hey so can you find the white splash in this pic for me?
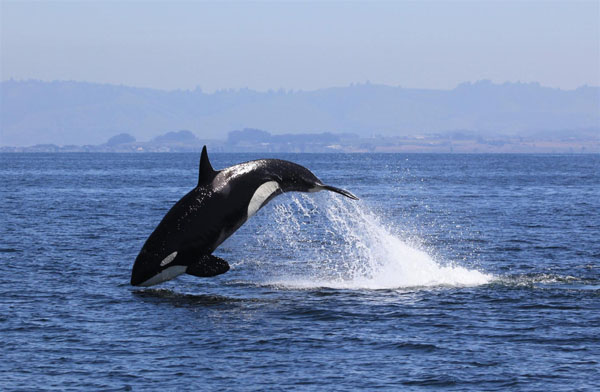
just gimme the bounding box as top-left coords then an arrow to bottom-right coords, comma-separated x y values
250,194 -> 492,290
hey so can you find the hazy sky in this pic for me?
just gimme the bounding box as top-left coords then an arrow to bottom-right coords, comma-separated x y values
1,1 -> 599,92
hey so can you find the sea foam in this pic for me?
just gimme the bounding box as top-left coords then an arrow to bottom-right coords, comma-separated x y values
251,193 -> 492,290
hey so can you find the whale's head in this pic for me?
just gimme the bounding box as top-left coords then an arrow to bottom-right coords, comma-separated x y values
269,160 -> 359,200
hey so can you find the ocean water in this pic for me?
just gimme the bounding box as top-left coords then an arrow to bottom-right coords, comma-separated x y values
1,153 -> 599,391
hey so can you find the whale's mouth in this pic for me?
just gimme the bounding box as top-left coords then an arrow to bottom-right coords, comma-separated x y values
319,184 -> 359,200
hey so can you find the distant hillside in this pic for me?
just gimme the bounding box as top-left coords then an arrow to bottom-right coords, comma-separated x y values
1,79 -> 598,146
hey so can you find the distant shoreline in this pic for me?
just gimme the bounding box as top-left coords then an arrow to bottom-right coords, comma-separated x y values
2,149 -> 597,155
2,127 -> 598,154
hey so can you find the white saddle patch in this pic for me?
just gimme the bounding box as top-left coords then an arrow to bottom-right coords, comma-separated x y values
160,251 -> 178,267
247,181 -> 280,218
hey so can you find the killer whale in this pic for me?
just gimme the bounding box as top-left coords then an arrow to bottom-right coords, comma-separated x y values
130,146 -> 358,286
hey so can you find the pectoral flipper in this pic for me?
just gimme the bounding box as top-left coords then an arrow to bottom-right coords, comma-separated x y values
186,254 -> 230,277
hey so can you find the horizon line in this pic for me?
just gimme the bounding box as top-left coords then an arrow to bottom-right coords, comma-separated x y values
2,77 -> 598,94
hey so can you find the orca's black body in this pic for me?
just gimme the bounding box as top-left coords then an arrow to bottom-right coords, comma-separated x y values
130,146 -> 358,286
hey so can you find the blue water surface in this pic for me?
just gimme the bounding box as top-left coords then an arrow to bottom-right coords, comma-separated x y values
1,153 -> 599,391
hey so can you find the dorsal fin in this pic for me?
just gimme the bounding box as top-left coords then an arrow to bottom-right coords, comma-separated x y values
198,145 -> 217,185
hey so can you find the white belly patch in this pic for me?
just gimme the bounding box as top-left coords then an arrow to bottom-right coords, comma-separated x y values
139,265 -> 187,287
247,181 -> 280,218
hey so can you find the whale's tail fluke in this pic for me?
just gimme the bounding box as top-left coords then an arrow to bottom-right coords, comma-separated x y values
319,184 -> 359,200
